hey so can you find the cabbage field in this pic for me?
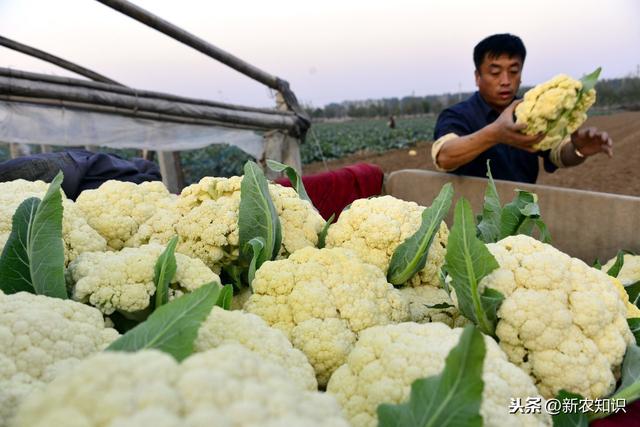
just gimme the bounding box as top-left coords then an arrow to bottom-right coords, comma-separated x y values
302,116 -> 435,163
180,115 -> 435,183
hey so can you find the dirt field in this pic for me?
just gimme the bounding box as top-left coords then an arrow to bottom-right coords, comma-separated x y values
304,111 -> 640,197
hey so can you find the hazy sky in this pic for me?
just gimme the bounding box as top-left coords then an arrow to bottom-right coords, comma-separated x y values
1,0 -> 639,108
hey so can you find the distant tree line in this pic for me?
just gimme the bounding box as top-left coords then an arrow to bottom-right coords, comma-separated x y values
307,76 -> 640,119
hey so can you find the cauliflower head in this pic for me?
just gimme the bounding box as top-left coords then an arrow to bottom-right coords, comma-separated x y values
12,345 -> 349,427
174,176 -> 325,273
0,291 -> 119,426
195,306 -> 318,391
515,74 -> 596,151
75,180 -> 177,250
66,243 -> 220,315
326,196 -> 448,289
325,196 -> 459,324
0,180 -> 107,265
481,235 -> 634,399
244,246 -> 410,386
326,322 -> 551,427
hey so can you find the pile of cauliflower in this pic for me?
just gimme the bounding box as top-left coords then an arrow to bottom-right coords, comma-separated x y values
75,176 -> 325,274
1,167 -> 638,427
12,346 -> 348,427
327,322 -> 552,427
244,246 -> 409,386
1,289 -> 340,427
0,290 -> 119,424
515,73 -> 597,150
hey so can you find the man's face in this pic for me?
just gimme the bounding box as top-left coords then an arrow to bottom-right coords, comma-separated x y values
475,53 -> 523,111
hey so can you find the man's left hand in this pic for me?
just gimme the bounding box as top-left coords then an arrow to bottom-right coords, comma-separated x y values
571,127 -> 613,158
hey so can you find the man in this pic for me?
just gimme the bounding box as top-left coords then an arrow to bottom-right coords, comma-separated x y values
432,33 -> 613,183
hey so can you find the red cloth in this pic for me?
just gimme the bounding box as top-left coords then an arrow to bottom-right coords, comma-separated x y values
591,401 -> 640,427
275,163 -> 384,221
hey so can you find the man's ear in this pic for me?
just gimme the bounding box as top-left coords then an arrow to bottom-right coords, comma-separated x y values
474,69 -> 480,87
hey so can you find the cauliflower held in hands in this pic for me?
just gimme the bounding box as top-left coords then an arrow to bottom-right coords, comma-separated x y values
326,322 -> 551,427
66,243 -> 220,315
0,180 -> 107,265
75,180 -> 177,250
481,235 -> 634,399
326,195 -> 462,325
244,247 -> 409,386
195,306 -> 318,391
174,176 -> 325,272
0,291 -> 119,426
515,73 -> 597,151
12,345 -> 349,427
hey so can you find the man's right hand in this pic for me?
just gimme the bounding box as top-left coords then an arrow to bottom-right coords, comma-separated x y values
488,100 -> 544,152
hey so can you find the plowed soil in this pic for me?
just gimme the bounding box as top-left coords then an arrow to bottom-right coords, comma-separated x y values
304,111 -> 640,197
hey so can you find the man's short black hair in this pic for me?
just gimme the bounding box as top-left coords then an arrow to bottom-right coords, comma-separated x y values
473,34 -> 526,70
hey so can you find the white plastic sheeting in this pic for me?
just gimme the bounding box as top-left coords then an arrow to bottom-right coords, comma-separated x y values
0,100 -> 265,158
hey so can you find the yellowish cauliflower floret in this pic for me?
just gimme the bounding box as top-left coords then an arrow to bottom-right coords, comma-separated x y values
0,180 -> 107,265
12,345 -> 349,427
602,254 -> 640,317
244,247 -> 409,386
325,196 -> 458,324
326,322 -> 551,427
481,235 -> 634,399
515,74 -> 596,151
66,243 -> 220,315
75,180 -> 177,250
609,277 -> 640,318
603,254 -> 640,286
61,201 -> 109,264
195,306 -> 317,390
0,291 -> 119,426
129,201 -> 182,249
174,180 -> 241,271
87,176 -> 325,274
174,176 -> 325,273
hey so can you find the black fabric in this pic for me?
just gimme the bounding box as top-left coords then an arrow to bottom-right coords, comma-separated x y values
433,92 -> 557,183
0,149 -> 162,200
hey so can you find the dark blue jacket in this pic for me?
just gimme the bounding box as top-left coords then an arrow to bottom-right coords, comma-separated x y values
0,149 -> 161,200
434,92 -> 556,183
